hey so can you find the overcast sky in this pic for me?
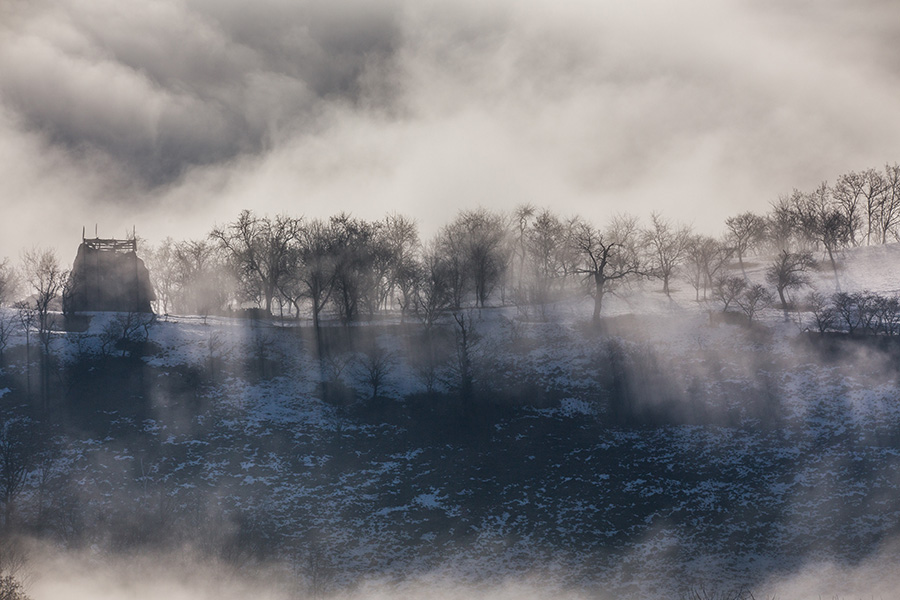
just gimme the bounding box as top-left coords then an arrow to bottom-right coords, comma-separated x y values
2,0 -> 900,260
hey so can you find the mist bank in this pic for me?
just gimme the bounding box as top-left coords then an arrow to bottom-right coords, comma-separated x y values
17,538 -> 900,600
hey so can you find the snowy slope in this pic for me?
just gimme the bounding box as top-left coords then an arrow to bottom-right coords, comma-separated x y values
5,243 -> 900,599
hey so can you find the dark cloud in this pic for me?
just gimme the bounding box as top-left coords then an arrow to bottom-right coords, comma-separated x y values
1,0 -> 900,259
0,0 -> 402,185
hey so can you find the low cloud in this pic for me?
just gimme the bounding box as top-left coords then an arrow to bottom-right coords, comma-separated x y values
2,0 -> 900,259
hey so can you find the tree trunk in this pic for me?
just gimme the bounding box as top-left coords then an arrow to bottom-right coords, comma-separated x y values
777,286 -> 789,322
264,285 -> 274,314
592,274 -> 605,323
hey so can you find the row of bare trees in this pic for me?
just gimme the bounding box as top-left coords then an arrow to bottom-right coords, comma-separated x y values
726,164 -> 900,266
138,208 -> 656,326
806,290 -> 900,336
0,163 -> 898,329
130,167 -> 892,327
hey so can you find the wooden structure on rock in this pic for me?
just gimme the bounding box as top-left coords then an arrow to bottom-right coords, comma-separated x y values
64,231 -> 155,313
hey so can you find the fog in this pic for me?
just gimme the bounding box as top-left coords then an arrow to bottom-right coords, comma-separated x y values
2,0 -> 900,258
19,533 -> 900,600
23,544 -> 594,600
5,2 -> 900,598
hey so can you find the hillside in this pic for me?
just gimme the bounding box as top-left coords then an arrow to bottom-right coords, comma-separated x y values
3,244 -> 900,599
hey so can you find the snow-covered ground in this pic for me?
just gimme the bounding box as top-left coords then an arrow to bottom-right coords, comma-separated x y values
4,244 -> 900,599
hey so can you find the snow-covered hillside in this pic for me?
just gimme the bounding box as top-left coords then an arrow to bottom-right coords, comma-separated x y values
4,244 -> 900,600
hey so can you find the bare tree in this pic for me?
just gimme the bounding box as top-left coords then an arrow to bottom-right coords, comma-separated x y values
0,260 -> 19,307
765,251 -> 815,319
683,239 -> 706,302
713,276 -> 746,312
878,163 -> 900,244
0,570 -> 30,600
415,241 -> 453,329
410,331 -> 450,395
21,248 -> 66,358
443,209 -> 510,308
433,223 -> 469,310
875,294 -> 900,336
523,209 -> 568,319
512,204 -> 536,295
855,291 -> 882,334
380,213 -> 421,316
0,535 -> 30,600
13,303 -> 35,398
146,237 -> 179,316
210,210 -> 301,314
274,242 -> 306,320
832,171 -> 867,247
295,219 -> 338,334
355,343 -> 395,400
766,196 -> 800,252
831,292 -> 860,334
0,416 -> 35,530
724,212 -> 767,276
786,188 -> 821,251
329,213 -> 379,323
364,216 -> 419,316
318,348 -> 355,404
0,313 -> 14,363
860,168 -> 887,245
683,235 -> 732,302
100,311 -> 156,358
173,240 -> 231,319
452,311 -> 479,406
803,182 -> 851,278
21,249 -> 66,406
570,215 -> 642,323
735,284 -> 772,324
643,212 -> 691,296
805,291 -> 836,333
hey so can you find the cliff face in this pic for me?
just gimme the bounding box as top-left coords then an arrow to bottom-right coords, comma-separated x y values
65,243 -> 155,313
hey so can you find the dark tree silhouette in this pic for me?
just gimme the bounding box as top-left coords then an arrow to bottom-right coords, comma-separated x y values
736,283 -> 772,323
0,259 -> 18,307
766,196 -> 800,252
146,237 -> 179,315
210,210 -> 301,314
295,219 -> 338,334
173,240 -> 230,318
725,212 -> 767,276
0,416 -> 36,530
713,276 -> 746,312
415,242 -> 453,329
379,213 -> 421,317
571,216 -> 642,323
452,311 -> 478,408
832,171 -> 867,247
355,343 -> 395,400
765,250 -> 815,320
643,212 -> 691,297
441,209 -> 509,308
329,213 -> 378,323
523,208 -> 568,319
806,291 -> 836,333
